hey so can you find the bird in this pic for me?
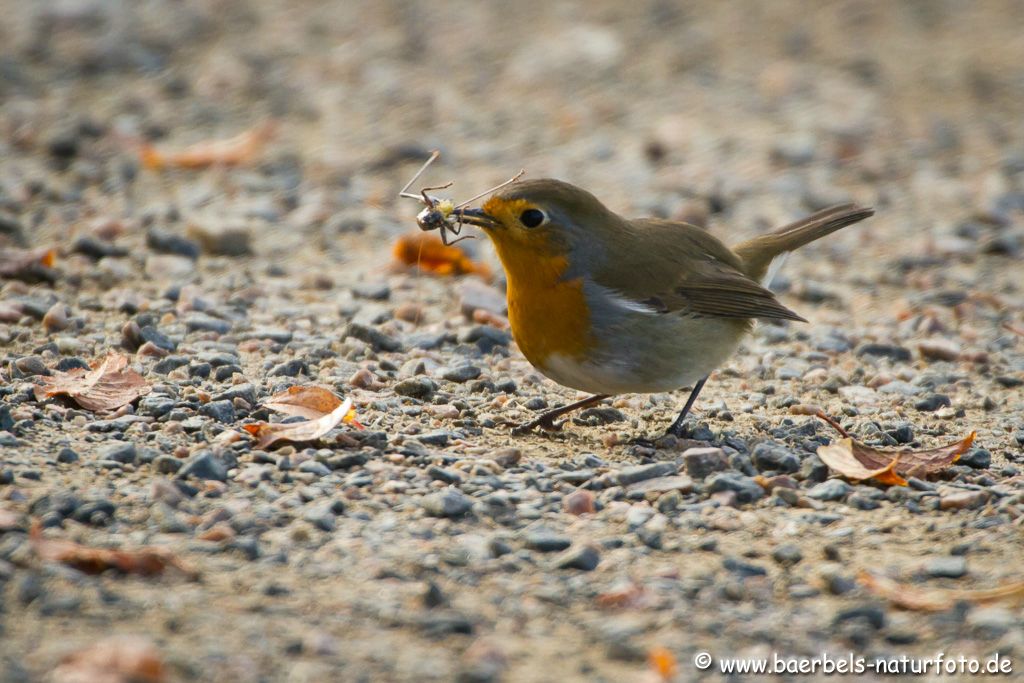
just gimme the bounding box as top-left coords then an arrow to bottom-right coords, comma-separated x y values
453,180 -> 874,436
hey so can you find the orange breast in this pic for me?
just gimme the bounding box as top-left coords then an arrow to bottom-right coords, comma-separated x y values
490,243 -> 592,368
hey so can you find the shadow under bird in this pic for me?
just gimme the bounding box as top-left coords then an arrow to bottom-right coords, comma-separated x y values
453,179 -> 874,436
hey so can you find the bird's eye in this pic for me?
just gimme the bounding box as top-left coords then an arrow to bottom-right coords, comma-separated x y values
519,208 -> 546,228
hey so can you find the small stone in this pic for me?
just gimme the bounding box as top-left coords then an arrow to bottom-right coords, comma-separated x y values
153,455 -> 183,475
914,394 -> 952,412
344,323 -> 401,352
14,356 -> 48,376
806,479 -> 852,501
722,557 -> 767,577
146,228 -> 201,259
427,466 -> 462,485
442,364 -> 482,383
422,488 -> 473,517
184,313 -> 232,335
458,280 -> 506,317
298,460 -> 331,477
97,442 -> 136,464
751,442 -> 800,473
617,462 -> 676,486
394,377 -> 436,399
562,489 -> 595,515
917,339 -> 960,361
492,448 -> 521,469
186,221 -> 252,256
56,447 -> 79,463
959,449 -> 991,469
524,531 -> 572,553
923,556 -> 968,579
138,396 -> 176,417
705,473 -> 764,503
939,490 -> 989,510
555,544 -> 600,571
682,447 -> 729,479
42,303 -> 69,332
303,503 -> 337,531
269,359 -> 308,377
772,544 -> 803,567
199,400 -> 235,423
177,450 -> 229,481
855,343 -> 912,362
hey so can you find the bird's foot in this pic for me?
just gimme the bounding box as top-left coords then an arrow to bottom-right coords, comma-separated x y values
511,413 -> 565,436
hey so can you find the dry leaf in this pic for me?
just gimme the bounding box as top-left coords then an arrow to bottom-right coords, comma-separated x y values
0,247 -> 57,283
264,385 -> 347,420
31,522 -> 198,579
393,232 -> 492,279
34,353 -> 150,411
648,647 -> 678,682
140,121 -> 275,170
244,396 -> 358,449
859,570 -> 1024,612
49,635 -> 166,683
814,411 -> 974,485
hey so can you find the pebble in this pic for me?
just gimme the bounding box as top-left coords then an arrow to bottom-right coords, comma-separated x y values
939,490 -> 989,510
184,313 -> 232,335
923,556 -> 968,579
524,531 -> 572,553
199,400 -> 236,423
562,489 -> 595,515
186,221 -> 252,256
42,303 -> 69,332
805,479 -> 852,501
177,450 -> 229,482
751,442 -> 800,473
772,544 -> 803,567
555,544 -> 600,570
855,343 -> 912,362
914,394 -> 951,412
394,377 -> 436,399
146,228 -> 201,259
422,488 -> 473,517
344,323 -> 401,352
959,448 -> 991,469
616,462 -> 676,486
442,364 -> 482,383
704,472 -> 764,503
917,339 -> 960,361
97,442 -> 136,464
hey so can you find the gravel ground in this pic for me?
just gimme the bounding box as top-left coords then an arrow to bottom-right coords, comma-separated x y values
1,1 -> 1024,681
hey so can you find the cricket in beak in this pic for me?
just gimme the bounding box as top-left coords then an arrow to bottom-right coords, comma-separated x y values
398,151 -> 523,245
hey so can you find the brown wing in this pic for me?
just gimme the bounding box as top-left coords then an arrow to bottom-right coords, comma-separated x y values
593,218 -> 806,322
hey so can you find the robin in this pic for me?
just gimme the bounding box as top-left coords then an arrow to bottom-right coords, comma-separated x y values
453,180 -> 873,436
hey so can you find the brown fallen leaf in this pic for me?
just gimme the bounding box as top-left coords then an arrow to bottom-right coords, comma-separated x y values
34,353 -> 150,411
814,411 -> 974,486
139,121 -> 275,170
49,635 -> 166,683
859,570 -> 1024,612
31,522 -> 198,579
393,232 -> 492,279
264,385 -> 349,420
244,395 -> 358,449
0,246 -> 57,283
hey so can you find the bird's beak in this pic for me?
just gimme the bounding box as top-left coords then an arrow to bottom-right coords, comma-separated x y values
453,207 -> 500,230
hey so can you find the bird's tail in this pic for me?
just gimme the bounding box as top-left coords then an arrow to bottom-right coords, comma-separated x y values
732,204 -> 875,284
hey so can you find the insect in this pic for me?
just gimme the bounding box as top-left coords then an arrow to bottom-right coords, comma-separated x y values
398,150 -> 524,245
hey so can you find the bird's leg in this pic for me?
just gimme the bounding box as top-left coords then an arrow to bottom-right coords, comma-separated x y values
512,394 -> 610,435
665,376 -> 709,437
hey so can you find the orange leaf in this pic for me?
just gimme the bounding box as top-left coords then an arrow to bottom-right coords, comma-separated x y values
648,647 -> 678,681
393,232 -> 491,279
140,121 -> 275,170
264,385 -> 346,420
50,636 -> 166,683
815,413 -> 974,485
34,353 -> 150,411
31,522 -> 197,579
859,570 -> 1024,612
245,396 -> 358,449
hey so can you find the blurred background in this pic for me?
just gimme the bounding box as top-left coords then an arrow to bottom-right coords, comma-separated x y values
2,0 -> 1023,262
